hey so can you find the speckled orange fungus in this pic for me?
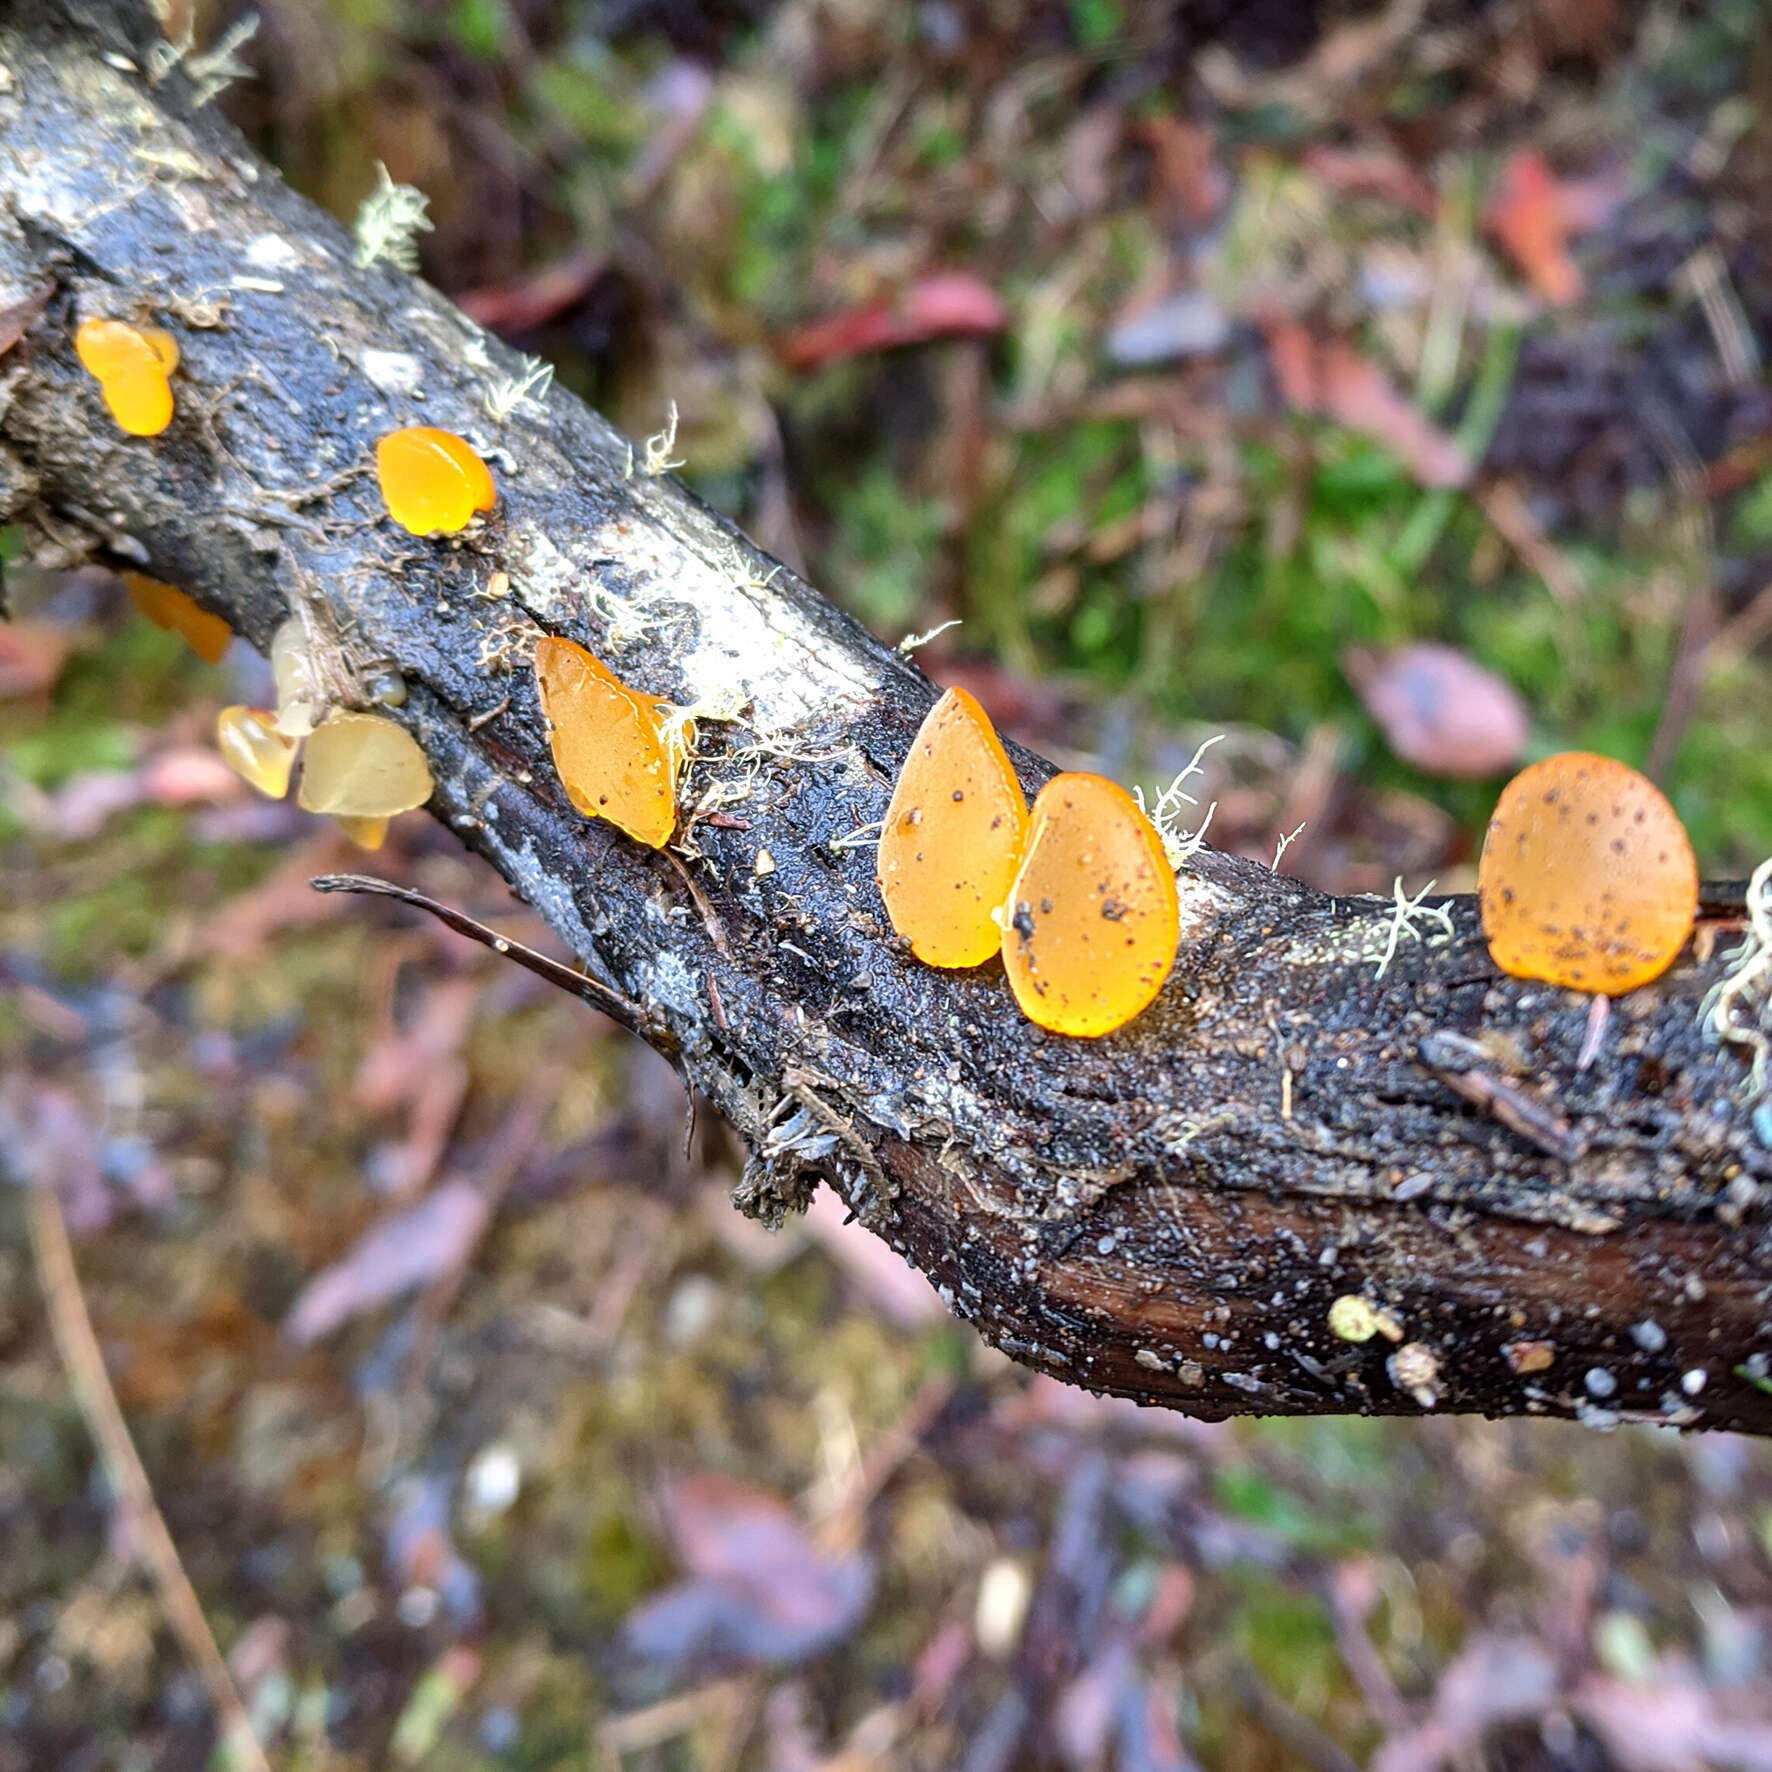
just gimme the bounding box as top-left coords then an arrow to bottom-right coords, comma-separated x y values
876,688 -> 1028,967
999,773 -> 1179,1038
216,706 -> 298,799
533,636 -> 680,848
1478,751 -> 1698,995
375,427 -> 496,535
75,319 -> 178,436
296,711 -> 434,818
122,572 -> 231,664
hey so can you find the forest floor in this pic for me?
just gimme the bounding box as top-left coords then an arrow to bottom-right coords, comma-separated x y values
5,1 -> 1772,1767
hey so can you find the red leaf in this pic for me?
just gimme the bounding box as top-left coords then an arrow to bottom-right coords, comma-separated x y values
1485,149 -> 1582,306
0,619 -> 73,699
778,272 -> 1006,371
1304,143 -> 1439,218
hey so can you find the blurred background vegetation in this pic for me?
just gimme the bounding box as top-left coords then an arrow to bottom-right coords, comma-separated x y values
5,1 -> 1772,1768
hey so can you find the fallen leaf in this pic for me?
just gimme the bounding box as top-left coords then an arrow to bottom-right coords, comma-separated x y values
623,1473 -> 875,1667
1268,329 -> 1469,488
282,1178 -> 490,1346
1573,1665 -> 1772,1772
1303,143 -> 1439,218
1370,1635 -> 1559,1772
1132,116 -> 1223,224
802,1183 -> 944,1328
0,619 -> 73,699
1485,149 -> 1582,306
1318,340 -> 1470,488
778,272 -> 1006,372
0,280 -> 54,359
1342,642 -> 1528,778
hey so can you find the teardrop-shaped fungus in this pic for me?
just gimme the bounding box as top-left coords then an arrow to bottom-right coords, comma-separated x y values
269,618 -> 325,737
999,773 -> 1179,1037
376,427 -> 497,535
75,319 -> 178,436
297,710 -> 434,818
216,706 -> 298,799
533,636 -> 680,848
1478,751 -> 1698,995
877,687 -> 1028,967
333,814 -> 389,851
122,572 -> 231,664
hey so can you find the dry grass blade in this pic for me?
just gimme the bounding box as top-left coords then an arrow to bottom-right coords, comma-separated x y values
27,1183 -> 272,1772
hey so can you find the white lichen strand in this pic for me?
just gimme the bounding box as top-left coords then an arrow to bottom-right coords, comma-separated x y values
1372,876 -> 1456,982
484,355 -> 554,423
1135,735 -> 1224,871
1705,853 -> 1772,1098
353,163 -> 433,272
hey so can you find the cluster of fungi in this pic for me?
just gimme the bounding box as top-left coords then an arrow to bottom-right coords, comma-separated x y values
76,306 -> 1707,1039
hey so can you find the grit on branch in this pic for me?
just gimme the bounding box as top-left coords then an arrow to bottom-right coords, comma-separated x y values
3,1 -> 1771,1432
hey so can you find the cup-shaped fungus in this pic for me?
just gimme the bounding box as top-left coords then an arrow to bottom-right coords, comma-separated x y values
122,571 -> 231,664
216,706 -> 298,799
333,815 -> 389,851
75,319 -> 178,436
1478,751 -> 1698,994
877,687 -> 1029,967
269,618 -> 326,737
999,773 -> 1179,1037
297,710 -> 434,820
533,636 -> 681,848
375,427 -> 497,535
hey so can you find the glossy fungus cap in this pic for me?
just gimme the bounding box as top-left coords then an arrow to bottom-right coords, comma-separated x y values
376,426 -> 497,536
533,636 -> 680,848
1477,751 -> 1698,995
296,710 -> 435,818
876,687 -> 1029,968
999,772 -> 1179,1037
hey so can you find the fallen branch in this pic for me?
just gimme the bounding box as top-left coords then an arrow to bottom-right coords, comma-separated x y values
3,2 -> 1771,1432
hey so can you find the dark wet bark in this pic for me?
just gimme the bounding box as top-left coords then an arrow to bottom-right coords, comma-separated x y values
4,2 -> 1771,1432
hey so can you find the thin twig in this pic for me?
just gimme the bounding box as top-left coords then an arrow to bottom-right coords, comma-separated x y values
28,1184 -> 272,1772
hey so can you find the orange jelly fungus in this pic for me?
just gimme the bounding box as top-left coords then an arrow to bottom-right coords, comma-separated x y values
876,687 -> 1028,967
122,571 -> 231,664
75,319 -> 178,436
334,814 -> 390,851
1000,773 -> 1179,1038
296,710 -> 435,818
375,427 -> 497,535
216,706 -> 298,799
533,636 -> 681,848
1478,751 -> 1698,995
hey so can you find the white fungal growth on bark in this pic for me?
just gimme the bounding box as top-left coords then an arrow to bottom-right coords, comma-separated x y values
1135,734 -> 1223,871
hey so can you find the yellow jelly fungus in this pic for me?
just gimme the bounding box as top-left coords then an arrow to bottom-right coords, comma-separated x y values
375,426 -> 497,535
533,635 -> 679,849
216,706 -> 299,800
999,772 -> 1180,1038
334,814 -> 389,851
122,571 -> 231,664
296,710 -> 434,818
74,319 -> 178,436
269,618 -> 324,737
876,687 -> 1029,967
1478,751 -> 1698,995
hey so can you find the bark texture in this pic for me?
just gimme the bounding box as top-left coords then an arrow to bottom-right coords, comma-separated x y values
4,2 -> 1772,1432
